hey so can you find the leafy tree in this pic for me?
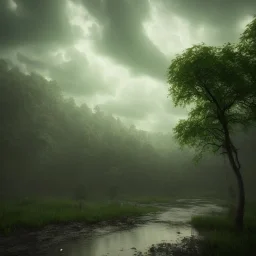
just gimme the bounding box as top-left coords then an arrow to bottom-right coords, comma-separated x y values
239,15 -> 256,60
238,15 -> 256,118
167,17 -> 256,231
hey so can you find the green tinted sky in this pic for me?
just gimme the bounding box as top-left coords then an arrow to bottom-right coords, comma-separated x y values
0,0 -> 255,131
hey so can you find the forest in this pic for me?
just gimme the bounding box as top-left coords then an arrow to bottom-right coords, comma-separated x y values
1,58 -> 256,203
0,59 -> 237,200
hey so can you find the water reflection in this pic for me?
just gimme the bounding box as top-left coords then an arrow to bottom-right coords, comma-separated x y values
46,201 -> 223,256
53,223 -> 194,256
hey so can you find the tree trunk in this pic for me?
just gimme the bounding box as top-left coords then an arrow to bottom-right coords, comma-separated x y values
206,90 -> 246,231
225,140 -> 245,231
234,169 -> 245,231
219,112 -> 245,231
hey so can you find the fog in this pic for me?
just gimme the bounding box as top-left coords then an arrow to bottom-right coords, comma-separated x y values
1,59 -> 256,201
1,1 -> 256,255
0,0 -> 256,198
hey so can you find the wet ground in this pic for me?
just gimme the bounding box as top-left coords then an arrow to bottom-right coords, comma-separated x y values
0,199 -> 224,256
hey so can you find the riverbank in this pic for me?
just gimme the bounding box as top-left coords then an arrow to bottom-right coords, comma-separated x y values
1,198 -> 227,256
189,203 -> 256,256
0,199 -> 160,235
143,202 -> 256,256
3,198 -> 255,256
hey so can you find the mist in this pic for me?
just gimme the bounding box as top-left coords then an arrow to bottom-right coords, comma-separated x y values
1,1 -> 256,255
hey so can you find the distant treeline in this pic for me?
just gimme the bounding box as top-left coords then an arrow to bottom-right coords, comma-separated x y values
0,60 -> 255,200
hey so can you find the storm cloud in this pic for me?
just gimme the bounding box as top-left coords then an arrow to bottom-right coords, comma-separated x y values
0,0 -> 255,132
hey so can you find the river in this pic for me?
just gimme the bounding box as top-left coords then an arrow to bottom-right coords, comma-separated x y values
1,199 -> 224,256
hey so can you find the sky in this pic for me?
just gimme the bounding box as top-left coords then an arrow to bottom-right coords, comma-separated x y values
0,0 -> 255,132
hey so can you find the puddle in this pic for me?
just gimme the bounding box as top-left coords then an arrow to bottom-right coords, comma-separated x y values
50,223 -> 194,256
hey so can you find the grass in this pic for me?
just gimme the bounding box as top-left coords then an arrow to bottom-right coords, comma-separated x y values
191,203 -> 256,232
189,202 -> 256,256
197,231 -> 256,256
0,198 -> 160,235
123,196 -> 175,204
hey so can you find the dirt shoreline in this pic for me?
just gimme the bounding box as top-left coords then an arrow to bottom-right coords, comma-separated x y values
0,217 -> 148,256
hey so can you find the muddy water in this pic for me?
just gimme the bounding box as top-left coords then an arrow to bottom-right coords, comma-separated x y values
43,199 -> 224,256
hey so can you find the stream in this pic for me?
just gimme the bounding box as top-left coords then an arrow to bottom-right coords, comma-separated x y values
1,199 -> 224,256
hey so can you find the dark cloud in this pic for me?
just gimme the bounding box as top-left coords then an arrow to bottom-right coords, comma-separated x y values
76,0 -> 169,81
17,48 -> 113,96
0,0 -> 77,49
17,53 -> 47,70
50,49 -> 113,96
157,0 -> 256,44
0,0 -> 255,131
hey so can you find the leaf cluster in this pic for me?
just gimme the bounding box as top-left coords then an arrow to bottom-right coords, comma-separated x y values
167,17 -> 256,161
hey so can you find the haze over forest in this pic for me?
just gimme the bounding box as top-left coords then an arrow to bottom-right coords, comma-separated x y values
1,0 -> 256,200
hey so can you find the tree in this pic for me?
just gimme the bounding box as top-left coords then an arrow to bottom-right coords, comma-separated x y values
167,28 -> 256,230
1,59 -> 184,200
239,15 -> 256,61
238,15 -> 256,118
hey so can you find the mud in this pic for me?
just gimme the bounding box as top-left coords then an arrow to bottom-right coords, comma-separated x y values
0,199 -> 224,256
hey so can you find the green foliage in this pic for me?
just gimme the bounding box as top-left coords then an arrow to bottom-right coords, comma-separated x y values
239,15 -> 256,59
196,230 -> 256,256
191,202 -> 256,231
238,15 -> 256,119
167,17 -> 256,162
190,203 -> 256,256
173,102 -> 224,162
191,215 -> 235,231
168,43 -> 249,107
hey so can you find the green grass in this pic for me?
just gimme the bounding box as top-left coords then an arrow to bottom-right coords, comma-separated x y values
191,203 -> 256,232
197,231 -> 256,256
0,198 -> 160,235
190,202 -> 256,256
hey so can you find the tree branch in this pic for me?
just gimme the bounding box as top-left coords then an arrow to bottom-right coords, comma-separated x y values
230,142 -> 241,170
203,84 -> 223,112
201,142 -> 223,153
223,96 -> 238,111
205,128 -> 224,142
